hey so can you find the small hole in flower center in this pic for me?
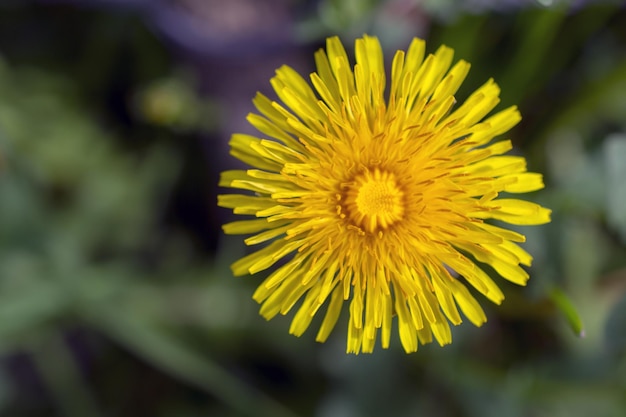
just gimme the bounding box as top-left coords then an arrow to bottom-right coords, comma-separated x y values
343,169 -> 405,233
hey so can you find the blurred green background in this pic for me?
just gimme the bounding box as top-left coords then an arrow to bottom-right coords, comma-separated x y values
0,0 -> 625,416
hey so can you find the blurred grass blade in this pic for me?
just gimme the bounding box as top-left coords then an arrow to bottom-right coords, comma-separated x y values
500,8 -> 566,105
85,305 -> 300,417
542,58 -> 626,140
549,287 -> 584,337
605,293 -> 626,356
603,134 -> 626,243
0,280 -> 68,350
30,332 -> 103,417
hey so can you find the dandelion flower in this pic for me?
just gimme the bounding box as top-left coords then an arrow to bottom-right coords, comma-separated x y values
218,35 -> 551,354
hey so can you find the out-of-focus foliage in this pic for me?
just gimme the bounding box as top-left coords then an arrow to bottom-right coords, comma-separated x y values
0,54 -> 273,416
0,1 -> 625,417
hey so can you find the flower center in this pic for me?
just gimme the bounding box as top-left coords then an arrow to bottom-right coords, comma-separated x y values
344,169 -> 405,233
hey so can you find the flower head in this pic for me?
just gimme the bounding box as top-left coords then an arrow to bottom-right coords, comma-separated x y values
218,35 -> 551,354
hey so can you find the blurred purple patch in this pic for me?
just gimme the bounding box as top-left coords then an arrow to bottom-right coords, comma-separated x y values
151,0 -> 297,59
42,0 -> 299,59
462,0 -> 622,13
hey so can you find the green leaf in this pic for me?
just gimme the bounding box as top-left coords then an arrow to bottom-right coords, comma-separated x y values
549,287 -> 585,337
0,279 -> 69,351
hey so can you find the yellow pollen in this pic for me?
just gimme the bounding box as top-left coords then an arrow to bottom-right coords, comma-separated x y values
344,169 -> 405,233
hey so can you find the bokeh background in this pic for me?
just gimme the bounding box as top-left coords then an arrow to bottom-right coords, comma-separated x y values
0,0 -> 625,416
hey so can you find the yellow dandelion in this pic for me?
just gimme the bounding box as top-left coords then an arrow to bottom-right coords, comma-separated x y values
218,35 -> 551,354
